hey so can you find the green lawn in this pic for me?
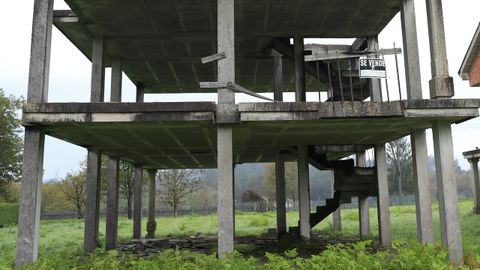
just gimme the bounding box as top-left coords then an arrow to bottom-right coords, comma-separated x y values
1,200 -> 479,269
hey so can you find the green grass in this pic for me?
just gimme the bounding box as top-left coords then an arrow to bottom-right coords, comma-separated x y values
0,200 -> 479,269
0,203 -> 18,227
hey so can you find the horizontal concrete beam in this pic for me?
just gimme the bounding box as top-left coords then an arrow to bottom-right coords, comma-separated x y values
463,149 -> 480,159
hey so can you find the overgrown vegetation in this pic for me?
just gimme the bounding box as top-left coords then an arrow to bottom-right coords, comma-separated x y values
0,201 -> 479,269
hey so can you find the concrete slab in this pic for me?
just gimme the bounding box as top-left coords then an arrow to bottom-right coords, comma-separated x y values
53,0 -> 402,94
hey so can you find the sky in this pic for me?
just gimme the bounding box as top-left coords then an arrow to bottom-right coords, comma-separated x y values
0,1 -> 479,180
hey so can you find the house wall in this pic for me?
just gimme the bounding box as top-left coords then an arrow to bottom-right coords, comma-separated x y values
469,50 -> 480,87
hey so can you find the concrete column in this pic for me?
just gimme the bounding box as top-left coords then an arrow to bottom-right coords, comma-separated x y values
110,60 -> 122,102
84,36 -> 105,254
375,145 -> 391,246
432,122 -> 463,264
105,60 -> 122,250
294,37 -> 306,102
217,127 -> 235,256
84,150 -> 102,253
275,152 -> 287,236
90,37 -> 105,103
332,208 -> 341,232
146,169 -> 157,239
367,36 -> 382,101
401,0 -> 422,100
411,130 -> 435,243
425,0 -> 454,98
272,50 -> 283,102
217,0 -> 236,258
297,146 -> 311,239
468,159 -> 480,213
133,165 -> 143,239
15,0 -> 52,266
356,152 -> 370,239
105,157 -> 119,250
136,83 -> 144,103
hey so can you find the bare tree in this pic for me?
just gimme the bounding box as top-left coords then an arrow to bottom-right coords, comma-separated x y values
156,169 -> 200,216
386,136 -> 412,205
119,161 -> 135,219
61,172 -> 86,218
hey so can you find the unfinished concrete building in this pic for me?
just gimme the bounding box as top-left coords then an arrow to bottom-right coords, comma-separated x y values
16,0 -> 479,267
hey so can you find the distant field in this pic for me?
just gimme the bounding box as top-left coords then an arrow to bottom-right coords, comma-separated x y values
0,200 -> 479,269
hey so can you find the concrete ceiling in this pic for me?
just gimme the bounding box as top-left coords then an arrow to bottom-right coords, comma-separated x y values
54,0 -> 402,94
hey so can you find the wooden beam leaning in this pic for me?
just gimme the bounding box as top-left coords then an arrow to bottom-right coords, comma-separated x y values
200,82 -> 276,102
201,52 -> 226,64
16,0 -> 53,266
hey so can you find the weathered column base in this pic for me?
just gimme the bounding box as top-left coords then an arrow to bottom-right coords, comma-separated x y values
358,196 -> 370,239
429,76 -> 454,98
146,221 -> 157,239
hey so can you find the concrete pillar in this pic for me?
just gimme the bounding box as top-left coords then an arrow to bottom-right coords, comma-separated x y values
356,152 -> 370,239
84,150 -> 102,253
133,165 -> 143,239
401,0 -> 435,244
217,0 -> 236,258
146,169 -> 157,239
297,146 -> 311,239
84,36 -> 105,254
110,60 -> 122,102
375,145 -> 391,246
275,152 -> 287,236
411,130 -> 435,243
468,159 -> 480,213
294,36 -> 306,102
105,157 -> 119,250
272,50 -> 283,102
332,209 -> 341,232
136,83 -> 144,103
425,0 -> 454,98
401,0 -> 422,100
432,121 -> 463,264
367,36 -> 382,101
15,0 -> 52,266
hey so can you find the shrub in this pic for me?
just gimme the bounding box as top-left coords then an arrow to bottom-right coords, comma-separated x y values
0,203 -> 18,227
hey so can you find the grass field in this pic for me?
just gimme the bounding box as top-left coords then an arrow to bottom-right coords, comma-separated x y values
1,200 -> 479,269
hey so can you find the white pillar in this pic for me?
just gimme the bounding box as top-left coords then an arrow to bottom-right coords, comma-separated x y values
432,122 -> 463,264
133,165 -> 143,239
375,145 -> 391,246
15,0 -> 52,266
297,146 -> 311,239
105,157 -> 119,250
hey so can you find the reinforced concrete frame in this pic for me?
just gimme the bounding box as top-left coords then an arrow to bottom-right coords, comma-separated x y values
15,0 -> 475,267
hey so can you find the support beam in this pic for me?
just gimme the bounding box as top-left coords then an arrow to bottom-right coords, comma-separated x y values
90,37 -> 105,103
375,145 -> 391,246
332,208 -> 341,232
468,158 -> 480,213
401,0 -> 423,100
15,0 -> 52,266
84,150 -> 102,253
217,0 -> 235,258
105,157 -> 119,250
426,0 -> 454,98
110,60 -> 122,102
133,165 -> 143,239
146,169 -> 157,239
297,146 -> 311,239
432,121 -> 463,264
367,36 -> 382,102
294,36 -> 306,102
275,152 -> 287,237
411,130 -> 435,243
356,151 -> 370,239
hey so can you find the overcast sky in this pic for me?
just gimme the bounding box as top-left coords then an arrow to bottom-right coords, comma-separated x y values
0,1 -> 479,180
